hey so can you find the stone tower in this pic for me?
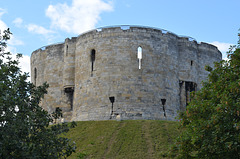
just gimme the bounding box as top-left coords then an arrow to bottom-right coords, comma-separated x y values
31,25 -> 222,121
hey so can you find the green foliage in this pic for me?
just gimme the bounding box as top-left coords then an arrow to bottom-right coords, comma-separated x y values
171,32 -> 240,158
52,107 -> 63,124
0,29 -> 76,158
0,28 -> 11,53
76,152 -> 87,159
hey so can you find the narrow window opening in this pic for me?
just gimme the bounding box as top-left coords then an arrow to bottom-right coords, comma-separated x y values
161,99 -> 167,117
191,60 -> 193,66
64,87 -> 74,110
34,68 -> 37,85
179,81 -> 197,111
66,45 -> 68,56
109,96 -> 115,119
91,49 -> 96,76
137,46 -> 142,69
185,82 -> 197,106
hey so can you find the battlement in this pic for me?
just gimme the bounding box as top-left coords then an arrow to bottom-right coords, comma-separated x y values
32,25 -> 220,57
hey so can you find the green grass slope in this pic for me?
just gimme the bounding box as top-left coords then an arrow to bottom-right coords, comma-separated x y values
66,120 -> 179,159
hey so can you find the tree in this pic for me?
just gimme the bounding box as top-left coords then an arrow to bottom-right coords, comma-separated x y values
0,29 -> 76,158
170,32 -> 240,158
52,107 -> 63,124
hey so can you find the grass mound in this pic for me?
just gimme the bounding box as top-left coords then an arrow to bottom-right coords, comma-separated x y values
66,120 -> 179,159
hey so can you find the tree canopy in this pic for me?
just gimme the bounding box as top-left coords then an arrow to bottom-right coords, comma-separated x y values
0,29 -> 76,158
171,32 -> 240,158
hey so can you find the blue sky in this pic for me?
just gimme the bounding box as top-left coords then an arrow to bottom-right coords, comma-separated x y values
0,0 -> 239,73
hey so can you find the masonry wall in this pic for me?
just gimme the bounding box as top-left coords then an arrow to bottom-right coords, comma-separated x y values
31,42 -> 75,121
31,44 -> 64,113
31,26 -> 222,121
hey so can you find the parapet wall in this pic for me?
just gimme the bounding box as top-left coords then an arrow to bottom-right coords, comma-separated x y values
31,25 -> 222,121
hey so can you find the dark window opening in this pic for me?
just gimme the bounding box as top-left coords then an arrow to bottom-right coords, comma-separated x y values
185,81 -> 197,105
34,68 -> 37,85
109,96 -> 115,119
191,60 -> 193,66
64,87 -> 74,110
179,81 -> 197,111
90,49 -> 96,76
161,99 -> 167,117
66,45 -> 68,56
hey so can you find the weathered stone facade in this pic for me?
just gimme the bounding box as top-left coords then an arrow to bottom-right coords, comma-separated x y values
31,25 -> 222,121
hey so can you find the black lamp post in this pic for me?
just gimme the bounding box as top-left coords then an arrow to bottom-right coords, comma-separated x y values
161,99 -> 166,117
109,96 -> 115,119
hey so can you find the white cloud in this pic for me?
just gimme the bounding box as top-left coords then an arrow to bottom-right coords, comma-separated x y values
9,36 -> 24,46
3,45 -> 31,81
0,9 -> 24,47
19,54 -> 30,75
0,8 -> 6,18
4,46 -> 30,73
26,24 -> 56,43
0,9 -> 24,51
0,9 -> 29,76
0,8 -> 7,32
0,20 -> 7,31
46,0 -> 113,34
210,41 -> 233,60
12,17 -> 55,44
13,18 -> 23,27
210,41 -> 232,53
27,24 -> 54,35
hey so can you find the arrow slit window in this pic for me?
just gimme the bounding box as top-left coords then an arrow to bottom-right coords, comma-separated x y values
137,46 -> 142,69
90,49 -> 96,76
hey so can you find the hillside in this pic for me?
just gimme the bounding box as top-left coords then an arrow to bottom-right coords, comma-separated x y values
65,120 -> 180,159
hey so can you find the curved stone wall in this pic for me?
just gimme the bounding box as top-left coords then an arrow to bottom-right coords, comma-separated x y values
31,25 -> 222,121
